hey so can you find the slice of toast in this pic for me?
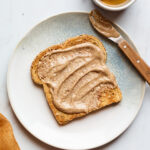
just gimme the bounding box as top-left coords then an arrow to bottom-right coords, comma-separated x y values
31,34 -> 122,125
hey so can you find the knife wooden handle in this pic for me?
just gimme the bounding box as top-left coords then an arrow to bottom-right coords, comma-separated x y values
118,39 -> 150,85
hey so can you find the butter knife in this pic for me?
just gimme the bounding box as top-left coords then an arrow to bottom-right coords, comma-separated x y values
89,9 -> 150,84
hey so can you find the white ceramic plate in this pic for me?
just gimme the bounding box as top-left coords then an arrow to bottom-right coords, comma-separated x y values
7,12 -> 145,150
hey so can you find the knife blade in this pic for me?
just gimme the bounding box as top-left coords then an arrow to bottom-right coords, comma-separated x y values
89,9 -> 150,85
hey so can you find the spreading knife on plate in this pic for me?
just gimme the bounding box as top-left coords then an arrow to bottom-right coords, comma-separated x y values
89,9 -> 150,85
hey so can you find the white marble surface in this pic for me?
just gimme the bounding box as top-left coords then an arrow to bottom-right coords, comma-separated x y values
0,0 -> 150,149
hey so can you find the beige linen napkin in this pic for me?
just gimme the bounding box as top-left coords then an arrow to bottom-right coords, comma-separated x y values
0,113 -> 20,150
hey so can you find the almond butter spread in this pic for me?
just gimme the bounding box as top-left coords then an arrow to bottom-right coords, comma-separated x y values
37,43 -> 117,114
89,10 -> 120,38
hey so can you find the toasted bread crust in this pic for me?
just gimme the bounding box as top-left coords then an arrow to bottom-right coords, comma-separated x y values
31,34 -> 122,125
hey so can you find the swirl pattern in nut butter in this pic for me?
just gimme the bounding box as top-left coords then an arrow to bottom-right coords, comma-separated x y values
37,43 -> 117,114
